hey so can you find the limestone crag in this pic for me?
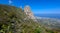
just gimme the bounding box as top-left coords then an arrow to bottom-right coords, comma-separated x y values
24,5 -> 35,19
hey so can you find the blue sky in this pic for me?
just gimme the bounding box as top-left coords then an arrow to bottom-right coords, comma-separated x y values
0,0 -> 60,14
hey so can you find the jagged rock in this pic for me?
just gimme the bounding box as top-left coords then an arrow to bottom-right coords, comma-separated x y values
24,5 -> 35,19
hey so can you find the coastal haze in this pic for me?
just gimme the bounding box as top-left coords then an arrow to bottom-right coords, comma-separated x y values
35,14 -> 60,32
35,14 -> 60,19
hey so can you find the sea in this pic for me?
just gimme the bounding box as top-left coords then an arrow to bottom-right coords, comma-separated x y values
35,14 -> 60,19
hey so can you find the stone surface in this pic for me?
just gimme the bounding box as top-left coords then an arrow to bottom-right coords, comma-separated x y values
24,5 -> 35,19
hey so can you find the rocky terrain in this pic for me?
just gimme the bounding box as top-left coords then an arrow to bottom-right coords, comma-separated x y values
0,4 -> 46,33
0,4 -> 60,33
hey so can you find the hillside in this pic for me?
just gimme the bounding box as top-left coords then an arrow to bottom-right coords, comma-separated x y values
0,4 -> 46,33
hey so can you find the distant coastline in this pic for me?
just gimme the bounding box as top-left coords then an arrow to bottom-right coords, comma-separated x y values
34,14 -> 60,19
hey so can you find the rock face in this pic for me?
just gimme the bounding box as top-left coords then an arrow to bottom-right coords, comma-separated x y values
24,5 -> 35,19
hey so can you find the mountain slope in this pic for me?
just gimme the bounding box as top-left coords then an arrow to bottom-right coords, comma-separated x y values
0,4 -> 47,33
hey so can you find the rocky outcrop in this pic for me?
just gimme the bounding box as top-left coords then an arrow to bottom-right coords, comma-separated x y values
24,5 -> 35,19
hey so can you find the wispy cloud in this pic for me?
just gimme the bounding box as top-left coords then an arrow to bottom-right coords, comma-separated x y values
9,0 -> 12,4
